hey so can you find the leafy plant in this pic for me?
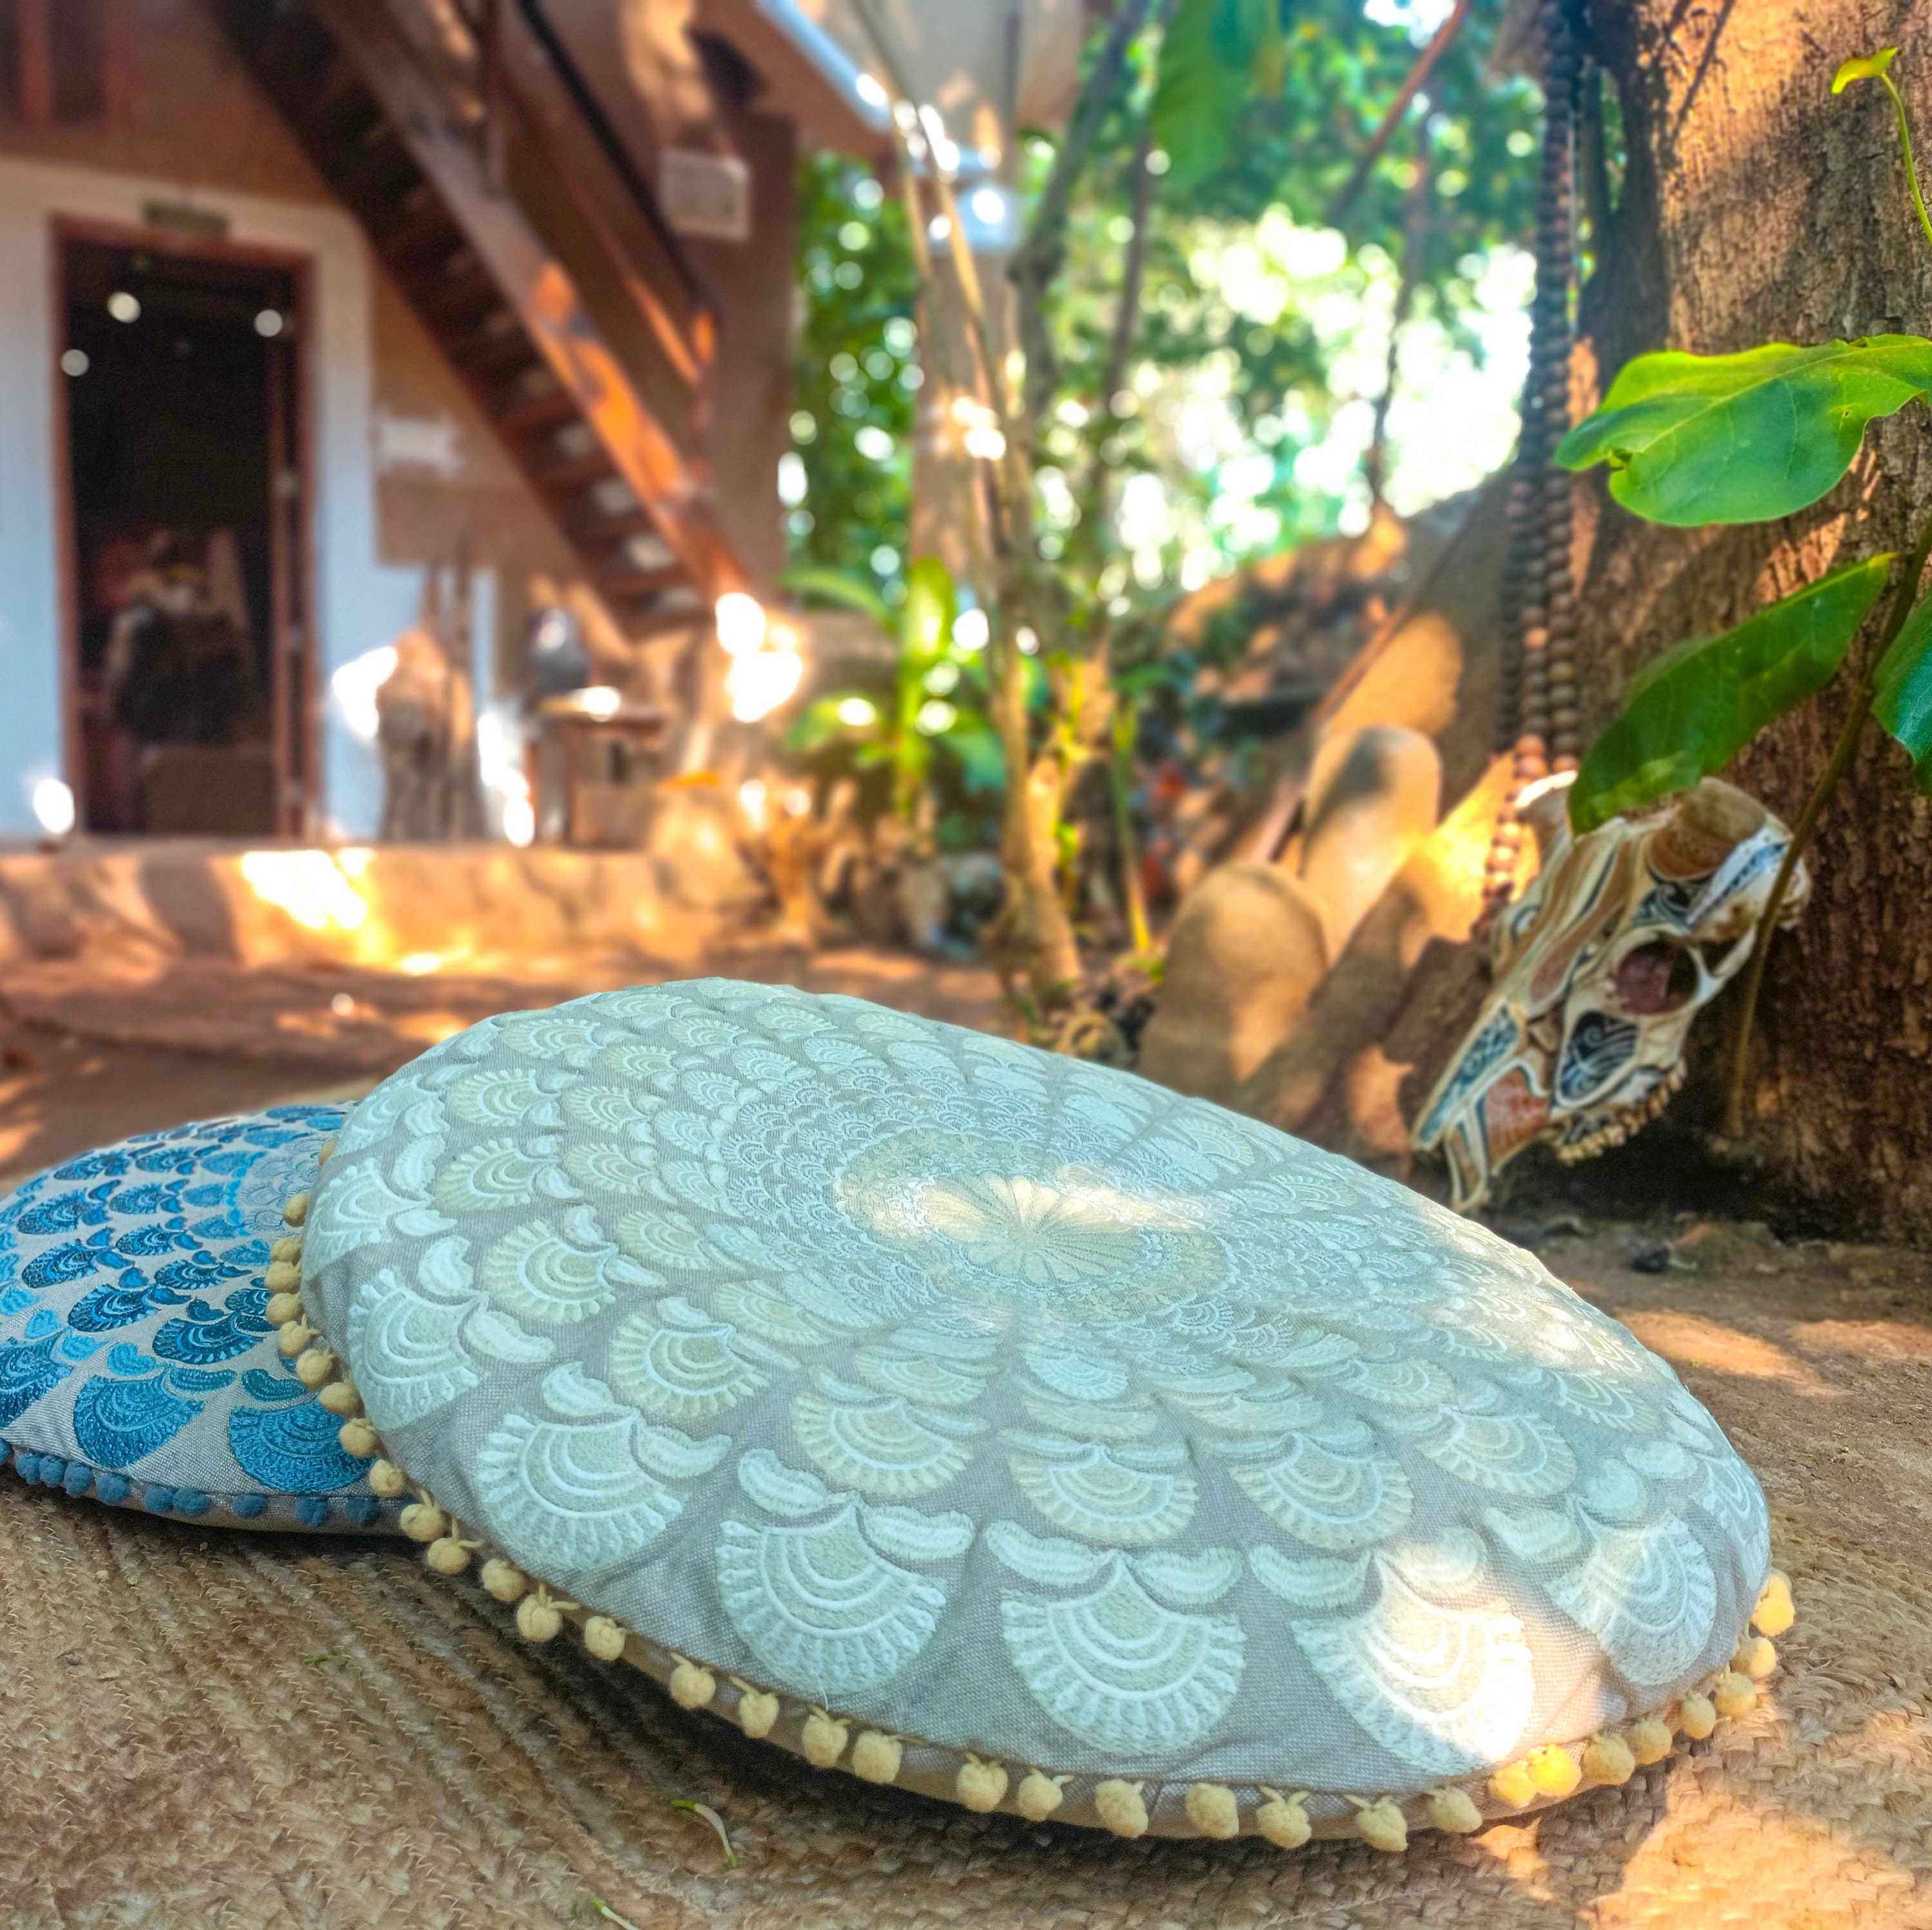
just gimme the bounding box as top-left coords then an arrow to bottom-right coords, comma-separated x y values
1564,558 -> 1895,831
1150,0 -> 1285,190
1555,46 -> 1932,1133
1557,339 -> 1932,526
827,0 -> 1541,1004
786,158 -> 919,599
784,558 -> 1002,826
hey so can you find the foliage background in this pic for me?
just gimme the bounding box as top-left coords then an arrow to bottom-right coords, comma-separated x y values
786,0 -> 1544,616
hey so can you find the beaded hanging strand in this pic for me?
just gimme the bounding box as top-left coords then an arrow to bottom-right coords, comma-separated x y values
1481,0 -> 1583,920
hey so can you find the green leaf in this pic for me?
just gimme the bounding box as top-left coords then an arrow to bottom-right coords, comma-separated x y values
1874,587 -> 1932,793
1569,554 -> 1895,833
1554,337 -> 1932,525
900,557 -> 956,661
779,565 -> 893,628
1151,0 -> 1280,191
786,696 -> 871,753
1833,47 -> 1897,93
943,722 -> 1007,794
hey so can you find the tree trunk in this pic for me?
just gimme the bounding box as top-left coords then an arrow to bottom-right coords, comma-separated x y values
1572,0 -> 1932,1237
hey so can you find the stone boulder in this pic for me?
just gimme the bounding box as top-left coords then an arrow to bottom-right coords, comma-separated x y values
1135,862 -> 1328,1104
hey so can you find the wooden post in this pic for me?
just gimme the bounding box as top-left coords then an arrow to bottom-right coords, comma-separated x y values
18,0 -> 55,126
478,0 -> 507,190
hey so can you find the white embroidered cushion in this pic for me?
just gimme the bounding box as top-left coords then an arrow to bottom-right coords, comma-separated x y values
293,979 -> 1788,1845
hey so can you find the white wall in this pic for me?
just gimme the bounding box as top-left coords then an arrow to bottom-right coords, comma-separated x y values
0,156 -> 432,839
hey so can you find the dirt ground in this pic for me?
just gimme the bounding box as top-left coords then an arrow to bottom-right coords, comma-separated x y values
0,947 -> 1007,1189
4,952 -> 1929,1926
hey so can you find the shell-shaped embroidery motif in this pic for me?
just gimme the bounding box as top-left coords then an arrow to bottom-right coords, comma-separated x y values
1023,1336 -> 1130,1402
474,1370 -> 685,1569
1543,1367 -> 1649,1433
999,1555 -> 1245,1751
1417,1406 -> 1577,1497
1341,1356 -> 1457,1410
712,1279 -> 833,1350
1160,1379 -> 1323,1434
562,1140 -> 656,1195
716,1502 -> 948,1695
607,1302 -> 781,1420
1698,1450 -> 1771,1578
446,1065 -> 569,1130
482,1209 -> 646,1325
1007,1439 -> 1198,1546
346,1256 -> 492,1429
334,1074 -> 437,1159
1229,1422 -> 1412,1549
1546,1513 -> 1717,1686
1292,1559 -> 1535,1774
855,1345 -> 988,1407
793,1386 -> 984,1496
562,1082 -> 659,1135
304,1150 -> 452,1271
433,1139 -> 576,1214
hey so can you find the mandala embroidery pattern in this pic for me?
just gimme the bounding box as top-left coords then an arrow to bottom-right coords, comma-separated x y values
307,981 -> 1770,1789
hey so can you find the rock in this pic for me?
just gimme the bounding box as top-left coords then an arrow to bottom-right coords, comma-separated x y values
1292,724 -> 1442,962
897,861 -> 951,954
644,785 -> 768,916
1136,864 -> 1328,1105
1235,755 -> 1512,1160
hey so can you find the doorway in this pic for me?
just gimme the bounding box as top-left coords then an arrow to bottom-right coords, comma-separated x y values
57,228 -> 311,835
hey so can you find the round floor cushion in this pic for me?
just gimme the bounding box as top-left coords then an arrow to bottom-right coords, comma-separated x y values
291,981 -> 1788,1844
1,1106 -> 393,1530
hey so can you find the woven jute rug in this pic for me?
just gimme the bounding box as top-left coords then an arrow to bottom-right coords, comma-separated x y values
0,1484 -> 1924,1930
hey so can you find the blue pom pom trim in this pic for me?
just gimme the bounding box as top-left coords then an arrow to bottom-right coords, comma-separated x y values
1,1430 -> 392,1530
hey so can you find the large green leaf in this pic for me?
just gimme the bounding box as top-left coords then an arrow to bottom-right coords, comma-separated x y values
1875,588 -> 1932,794
900,557 -> 957,661
1151,0 -> 1280,191
1569,554 -> 1895,833
786,695 -> 876,753
943,721 -> 1006,794
1554,338 -> 1932,526
779,565 -> 893,629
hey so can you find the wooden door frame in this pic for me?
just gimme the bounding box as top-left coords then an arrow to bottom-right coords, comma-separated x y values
49,216 -> 319,837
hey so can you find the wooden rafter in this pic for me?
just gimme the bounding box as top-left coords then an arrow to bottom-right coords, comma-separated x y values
316,0 -> 746,598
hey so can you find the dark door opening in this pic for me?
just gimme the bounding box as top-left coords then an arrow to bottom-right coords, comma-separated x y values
59,231 -> 310,835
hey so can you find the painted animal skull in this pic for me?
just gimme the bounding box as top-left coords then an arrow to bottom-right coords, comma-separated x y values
1414,779 -> 1807,1212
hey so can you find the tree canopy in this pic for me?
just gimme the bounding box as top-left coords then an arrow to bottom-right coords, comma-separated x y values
787,0 -> 1544,610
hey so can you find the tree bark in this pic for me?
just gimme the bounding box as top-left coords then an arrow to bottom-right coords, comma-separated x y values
1571,0 -> 1932,1238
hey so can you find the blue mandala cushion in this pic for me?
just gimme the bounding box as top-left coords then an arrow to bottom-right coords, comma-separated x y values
288,981 -> 1794,1846
0,1108 -> 395,1531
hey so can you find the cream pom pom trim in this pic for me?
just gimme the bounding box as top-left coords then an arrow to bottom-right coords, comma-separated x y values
281,1182 -> 1793,1845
